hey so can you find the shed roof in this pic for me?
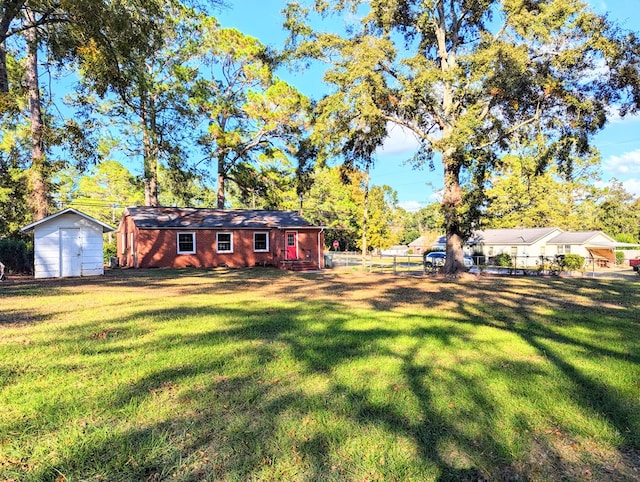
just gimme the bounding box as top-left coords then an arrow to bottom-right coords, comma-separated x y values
124,207 -> 318,230
21,208 -> 116,233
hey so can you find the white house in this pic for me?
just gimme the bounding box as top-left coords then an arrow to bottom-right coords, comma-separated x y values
469,228 -> 618,266
470,227 -> 562,260
546,231 -> 618,264
21,208 -> 115,279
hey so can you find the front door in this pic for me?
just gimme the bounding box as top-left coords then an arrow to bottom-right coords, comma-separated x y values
285,231 -> 297,260
60,228 -> 82,277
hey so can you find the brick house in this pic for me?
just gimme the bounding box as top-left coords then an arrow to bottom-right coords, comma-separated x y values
117,207 -> 325,271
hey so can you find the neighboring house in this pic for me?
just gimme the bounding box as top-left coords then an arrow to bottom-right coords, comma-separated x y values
21,208 -> 115,279
470,227 -> 562,260
546,231 -> 618,265
117,207 -> 325,270
408,236 -> 426,254
470,227 -> 617,266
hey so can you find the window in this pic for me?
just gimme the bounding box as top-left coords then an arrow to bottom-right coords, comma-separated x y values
558,244 -> 571,254
177,232 -> 196,254
254,232 -> 269,252
217,232 -> 233,253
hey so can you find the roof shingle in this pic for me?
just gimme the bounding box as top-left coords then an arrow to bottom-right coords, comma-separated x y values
126,207 -> 316,230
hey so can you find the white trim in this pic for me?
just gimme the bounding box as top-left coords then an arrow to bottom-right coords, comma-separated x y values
216,232 -> 233,253
253,232 -> 269,252
21,208 -> 115,233
177,232 -> 196,254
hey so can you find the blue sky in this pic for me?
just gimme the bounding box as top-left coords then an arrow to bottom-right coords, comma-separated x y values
217,0 -> 640,211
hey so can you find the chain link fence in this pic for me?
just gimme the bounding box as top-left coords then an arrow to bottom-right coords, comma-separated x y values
324,252 -> 604,276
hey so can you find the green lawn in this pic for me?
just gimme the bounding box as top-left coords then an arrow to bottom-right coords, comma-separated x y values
1,268 -> 639,481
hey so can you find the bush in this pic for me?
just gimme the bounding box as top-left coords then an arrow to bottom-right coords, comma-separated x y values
104,239 -> 117,264
0,238 -> 33,274
562,254 -> 585,272
615,251 -> 625,266
494,252 -> 512,267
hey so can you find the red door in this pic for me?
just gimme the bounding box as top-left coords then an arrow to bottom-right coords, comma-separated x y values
286,231 -> 297,260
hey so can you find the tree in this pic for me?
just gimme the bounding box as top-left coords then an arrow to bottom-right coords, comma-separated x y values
365,184 -> 399,252
285,0 -> 640,275
303,166 -> 365,250
56,160 -> 144,225
484,133 -> 601,230
1,0 -> 179,219
594,180 -> 640,241
74,3 -> 214,207
195,27 -> 309,208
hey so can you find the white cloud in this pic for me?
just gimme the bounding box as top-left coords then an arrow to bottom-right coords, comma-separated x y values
603,149 -> 640,176
595,177 -> 640,197
605,110 -> 640,125
399,200 -> 423,212
377,123 -> 421,156
621,178 -> 640,197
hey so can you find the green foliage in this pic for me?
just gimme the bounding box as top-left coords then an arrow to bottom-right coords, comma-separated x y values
196,26 -> 309,208
103,239 -> 117,264
615,232 -> 638,244
494,253 -> 513,267
286,0 -> 640,275
485,135 -> 602,230
615,251 -> 625,266
364,184 -> 399,252
56,161 -> 144,226
594,180 -> 640,240
0,238 -> 32,274
562,254 -> 585,271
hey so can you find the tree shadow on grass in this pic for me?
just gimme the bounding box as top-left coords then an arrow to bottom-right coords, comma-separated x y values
7,270 -> 640,481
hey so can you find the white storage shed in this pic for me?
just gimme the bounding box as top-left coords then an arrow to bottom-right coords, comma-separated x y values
21,208 -> 115,279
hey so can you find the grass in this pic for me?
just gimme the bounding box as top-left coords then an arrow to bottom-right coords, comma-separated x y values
1,268 -> 639,481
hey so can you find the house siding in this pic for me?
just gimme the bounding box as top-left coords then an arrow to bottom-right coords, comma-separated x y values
32,212 -> 107,278
117,211 -> 324,270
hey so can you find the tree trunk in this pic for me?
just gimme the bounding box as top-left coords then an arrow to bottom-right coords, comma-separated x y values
25,7 -> 48,220
441,153 -> 466,276
361,164 -> 370,265
141,89 -> 159,207
216,156 -> 225,208
0,41 -> 8,93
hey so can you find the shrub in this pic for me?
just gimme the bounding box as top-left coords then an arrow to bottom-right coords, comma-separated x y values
562,254 -> 585,272
615,251 -> 625,266
494,252 -> 512,267
0,238 -> 33,274
104,239 -> 117,264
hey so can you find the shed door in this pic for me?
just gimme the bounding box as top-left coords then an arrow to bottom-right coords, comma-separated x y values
60,228 -> 82,277
285,231 -> 298,260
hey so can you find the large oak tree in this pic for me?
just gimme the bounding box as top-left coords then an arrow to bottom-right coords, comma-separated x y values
285,0 -> 640,275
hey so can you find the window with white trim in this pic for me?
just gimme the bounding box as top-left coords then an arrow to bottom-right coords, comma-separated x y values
177,232 -> 196,254
253,232 -> 269,252
217,232 -> 233,253
558,244 -> 571,254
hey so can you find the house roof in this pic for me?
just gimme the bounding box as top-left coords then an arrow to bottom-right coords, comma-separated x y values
21,208 -> 116,233
470,227 -> 561,245
547,231 -> 614,245
124,207 -> 318,230
408,235 -> 428,247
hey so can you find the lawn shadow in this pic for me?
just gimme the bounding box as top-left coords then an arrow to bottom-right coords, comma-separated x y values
8,268 -> 640,481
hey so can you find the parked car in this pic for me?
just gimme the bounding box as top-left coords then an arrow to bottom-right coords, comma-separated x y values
630,257 -> 640,272
423,251 -> 474,270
